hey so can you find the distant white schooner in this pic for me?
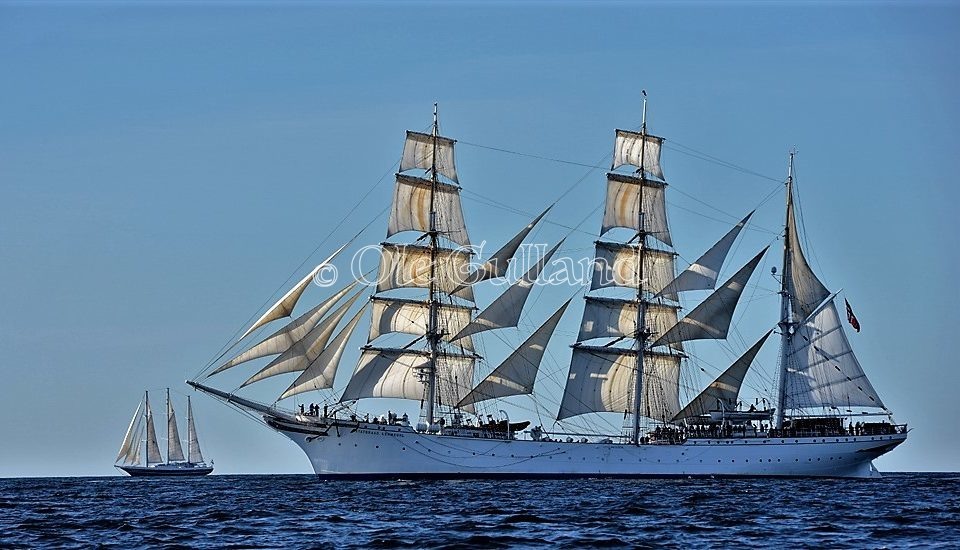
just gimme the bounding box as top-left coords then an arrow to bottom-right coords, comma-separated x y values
190,100 -> 906,478
116,389 -> 213,476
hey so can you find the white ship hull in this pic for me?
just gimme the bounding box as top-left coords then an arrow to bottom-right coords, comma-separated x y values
268,417 -> 906,479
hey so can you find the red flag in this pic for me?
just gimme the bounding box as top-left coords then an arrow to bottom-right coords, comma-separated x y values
845,299 -> 860,332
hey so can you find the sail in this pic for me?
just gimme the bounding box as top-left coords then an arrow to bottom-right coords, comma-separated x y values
657,211 -> 753,301
145,397 -> 162,465
652,247 -> 767,347
280,304 -> 368,400
673,330 -> 772,421
166,393 -> 185,462
577,296 -> 679,343
457,300 -> 571,408
400,130 -> 458,183
590,241 -> 676,296
612,129 -> 664,180
187,397 -> 204,464
388,174 -> 470,246
449,240 -> 562,342
116,402 -> 143,464
602,173 -> 671,246
558,346 -> 680,422
783,301 -> 884,410
212,282 -> 357,375
368,297 -> 473,349
340,348 -> 475,404
377,243 -> 474,301
787,199 -> 830,320
239,242 -> 350,341
130,438 -> 142,467
242,290 -> 365,387
456,206 -> 551,290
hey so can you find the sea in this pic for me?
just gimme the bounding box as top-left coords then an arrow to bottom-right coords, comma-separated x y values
1,473 -> 958,548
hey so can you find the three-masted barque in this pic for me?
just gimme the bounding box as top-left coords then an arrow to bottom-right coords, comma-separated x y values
190,101 -> 906,478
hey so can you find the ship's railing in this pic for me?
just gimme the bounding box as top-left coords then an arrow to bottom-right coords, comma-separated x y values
680,422 -> 907,441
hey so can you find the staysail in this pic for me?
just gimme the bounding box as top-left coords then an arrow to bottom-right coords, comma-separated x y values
455,206 -> 552,291
144,394 -> 162,465
166,390 -> 185,462
186,396 -> 204,464
116,401 -> 143,464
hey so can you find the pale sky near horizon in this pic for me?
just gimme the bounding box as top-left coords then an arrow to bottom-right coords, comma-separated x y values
2,2 -> 958,477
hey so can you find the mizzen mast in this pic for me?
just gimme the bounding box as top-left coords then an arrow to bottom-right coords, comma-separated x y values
775,151 -> 796,429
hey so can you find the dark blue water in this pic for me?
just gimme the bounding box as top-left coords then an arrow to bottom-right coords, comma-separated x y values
2,473 -> 958,548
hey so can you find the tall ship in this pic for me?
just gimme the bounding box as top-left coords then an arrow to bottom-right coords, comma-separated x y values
190,101 -> 906,478
116,389 -> 213,476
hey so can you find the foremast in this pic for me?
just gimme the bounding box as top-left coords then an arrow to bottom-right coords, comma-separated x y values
631,93 -> 651,445
425,103 -> 441,427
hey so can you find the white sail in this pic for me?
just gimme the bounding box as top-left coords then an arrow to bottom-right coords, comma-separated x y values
212,282 -> 357,375
558,347 -> 680,422
784,301 -> 884,410
388,174 -> 470,246
602,173 -> 671,246
340,348 -> 475,404
787,200 -> 830,320
657,211 -> 753,301
166,392 -> 186,463
400,130 -> 459,183
458,206 -> 552,289
368,297 -> 473,350
239,242 -> 350,341
577,296 -> 679,344
377,243 -> 474,301
187,397 -> 204,464
242,290 -> 364,387
612,129 -> 664,180
652,247 -> 767,347
145,396 -> 162,465
449,240 -> 562,342
280,304 -> 368,400
673,330 -> 771,421
590,242 -> 676,296
116,401 -> 143,464
130,438 -> 142,467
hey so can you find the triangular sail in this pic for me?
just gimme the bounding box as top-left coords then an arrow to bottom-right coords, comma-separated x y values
449,240 -> 562,342
187,397 -> 204,464
657,211 -> 753,300
787,198 -> 830,320
783,300 -> 884,410
144,395 -> 162,465
651,247 -> 767,347
457,299 -> 571,408
400,130 -> 459,183
242,290 -> 365,387
211,282 -> 358,375
280,303 -> 369,400
673,330 -> 772,421
239,241 -> 351,341
166,391 -> 185,463
116,401 -> 143,464
456,206 -> 552,291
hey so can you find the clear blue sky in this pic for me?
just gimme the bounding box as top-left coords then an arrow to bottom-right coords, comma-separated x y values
1,2 -> 957,477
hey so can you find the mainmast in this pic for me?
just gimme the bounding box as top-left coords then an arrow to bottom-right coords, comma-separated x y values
775,151 -> 796,429
632,91 -> 649,445
425,103 -> 441,427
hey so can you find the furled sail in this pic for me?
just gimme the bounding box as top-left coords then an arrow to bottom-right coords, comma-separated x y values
657,211 -> 753,301
449,240 -> 562,342
166,394 -> 186,462
602,173 -> 671,246
388,174 -> 470,246
787,199 -> 830,320
590,241 -> 676,296
577,296 -> 679,343
457,299 -> 571,408
651,247 -> 767,347
612,129 -> 664,180
340,348 -> 475,404
368,297 -> 473,349
280,304 -> 368,400
400,130 -> 459,183
377,243 -> 474,301
145,398 -> 162,465
672,330 -> 772,421
239,242 -> 350,341
783,300 -> 884,410
212,282 -> 357,375
116,402 -> 143,464
187,397 -> 204,464
241,290 -> 365,387
455,206 -> 552,292
557,346 -> 680,422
